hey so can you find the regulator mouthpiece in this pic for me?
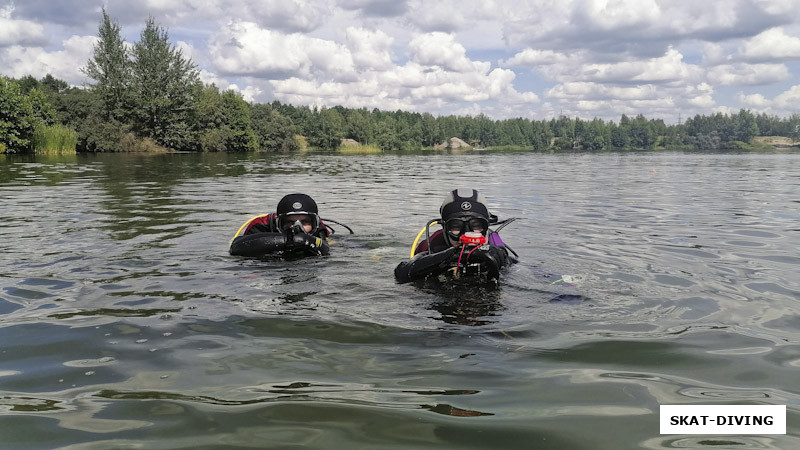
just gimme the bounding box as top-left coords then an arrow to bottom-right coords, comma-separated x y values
460,231 -> 486,246
291,220 -> 304,234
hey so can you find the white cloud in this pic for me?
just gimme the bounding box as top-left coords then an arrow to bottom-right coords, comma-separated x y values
345,27 -> 394,70
198,69 -> 229,88
739,27 -> 800,61
407,0 -> 468,32
688,93 -> 715,108
208,21 -> 356,81
707,63 -> 790,85
574,0 -> 662,31
228,84 -> 262,102
773,84 -> 800,108
4,0 -> 800,123
737,92 -> 770,107
0,35 -> 95,84
502,0 -> 790,58
702,42 -> 731,65
377,62 -> 427,88
268,50 -> 538,113
102,0 -> 330,33
529,48 -> 699,86
243,0 -> 332,33
0,4 -> 47,47
751,0 -> 797,16
408,32 -> 489,73
502,49 -> 572,67
338,0 -> 410,17
547,82 -> 659,101
733,84 -> 800,116
681,82 -> 715,109
270,77 -> 415,111
175,40 -> 195,62
580,48 -> 696,83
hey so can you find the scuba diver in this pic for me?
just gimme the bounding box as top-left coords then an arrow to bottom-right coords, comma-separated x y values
394,188 -> 517,284
229,193 -> 352,257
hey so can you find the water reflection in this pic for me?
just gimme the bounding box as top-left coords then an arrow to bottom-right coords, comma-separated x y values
0,395 -> 65,412
422,282 -> 503,326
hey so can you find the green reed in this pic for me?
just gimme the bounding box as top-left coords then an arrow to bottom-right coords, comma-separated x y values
33,124 -> 78,154
338,144 -> 382,154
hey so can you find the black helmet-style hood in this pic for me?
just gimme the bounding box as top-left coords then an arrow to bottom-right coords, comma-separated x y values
277,193 -> 318,216
440,188 -> 490,222
275,193 -> 320,234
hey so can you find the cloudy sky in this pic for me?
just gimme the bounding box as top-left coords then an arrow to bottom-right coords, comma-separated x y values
3,0 -> 800,123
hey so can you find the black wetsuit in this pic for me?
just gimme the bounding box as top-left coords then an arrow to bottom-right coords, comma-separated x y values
229,214 -> 330,257
394,230 -> 510,283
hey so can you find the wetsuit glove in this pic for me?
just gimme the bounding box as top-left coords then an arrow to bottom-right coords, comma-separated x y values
466,245 -> 507,281
394,247 -> 460,283
290,232 -> 330,256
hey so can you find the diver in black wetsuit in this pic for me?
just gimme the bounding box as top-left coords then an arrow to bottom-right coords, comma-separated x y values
394,188 -> 516,284
229,193 -> 333,257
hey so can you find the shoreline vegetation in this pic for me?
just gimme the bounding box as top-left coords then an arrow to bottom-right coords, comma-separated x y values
3,12 -> 800,156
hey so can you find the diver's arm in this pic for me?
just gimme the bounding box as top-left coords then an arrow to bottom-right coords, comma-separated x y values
289,232 -> 330,256
394,247 -> 459,283
229,232 -> 286,256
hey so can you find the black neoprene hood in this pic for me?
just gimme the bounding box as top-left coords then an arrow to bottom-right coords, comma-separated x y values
276,193 -> 318,216
439,188 -> 490,221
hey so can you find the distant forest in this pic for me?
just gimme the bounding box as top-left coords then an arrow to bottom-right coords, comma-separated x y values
3,11 -> 800,154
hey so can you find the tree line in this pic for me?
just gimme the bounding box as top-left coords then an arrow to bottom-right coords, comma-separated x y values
3,11 -> 800,154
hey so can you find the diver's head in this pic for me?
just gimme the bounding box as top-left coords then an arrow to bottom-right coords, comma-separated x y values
440,188 -> 491,247
275,193 -> 320,235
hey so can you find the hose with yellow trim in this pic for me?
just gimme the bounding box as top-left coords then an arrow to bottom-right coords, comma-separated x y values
410,220 -> 439,258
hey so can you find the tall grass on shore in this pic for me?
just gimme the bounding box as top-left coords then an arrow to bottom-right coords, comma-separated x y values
33,124 -> 78,154
338,143 -> 382,154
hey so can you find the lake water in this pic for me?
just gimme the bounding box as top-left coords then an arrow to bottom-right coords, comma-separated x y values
1,150 -> 798,449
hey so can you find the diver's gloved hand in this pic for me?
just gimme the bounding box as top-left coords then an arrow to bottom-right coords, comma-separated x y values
394,246 -> 460,283
463,244 -> 508,280
289,232 -> 330,256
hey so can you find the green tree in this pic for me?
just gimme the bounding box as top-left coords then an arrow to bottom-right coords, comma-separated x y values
395,111 -> 423,150
307,107 -> 345,149
219,90 -> 258,151
529,120 -> 553,150
83,9 -> 130,122
463,114 -> 490,146
15,75 -> 40,93
130,16 -> 201,150
733,109 -> 758,143
0,78 -> 37,153
196,86 -> 258,152
551,115 -> 576,139
27,88 -> 56,125
628,114 -> 656,149
437,115 -> 460,143
343,108 -> 374,145
419,112 -> 443,147
373,114 -> 399,150
40,74 -> 69,94
498,119 -> 524,146
788,114 -> 800,143
579,118 -> 609,150
250,103 -> 298,152
610,122 -> 629,148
